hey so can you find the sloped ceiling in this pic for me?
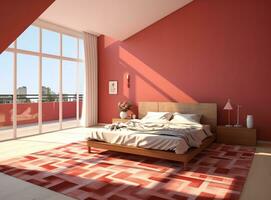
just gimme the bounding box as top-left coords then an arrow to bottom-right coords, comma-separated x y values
40,0 -> 193,40
0,0 -> 55,53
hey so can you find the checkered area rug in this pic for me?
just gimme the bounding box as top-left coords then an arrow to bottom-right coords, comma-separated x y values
0,143 -> 255,200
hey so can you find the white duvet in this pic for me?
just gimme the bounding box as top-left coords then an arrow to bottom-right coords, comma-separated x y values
87,120 -> 212,154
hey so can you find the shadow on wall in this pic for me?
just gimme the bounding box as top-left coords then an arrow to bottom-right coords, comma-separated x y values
98,37 -> 198,122
98,37 -> 228,126
118,48 -> 197,103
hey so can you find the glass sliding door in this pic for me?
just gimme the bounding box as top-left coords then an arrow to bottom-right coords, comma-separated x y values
62,34 -> 79,129
16,54 -> 39,137
42,57 -> 60,133
41,28 -> 61,133
16,24 -> 40,138
78,62 -> 85,120
78,39 -> 85,120
0,52 -> 14,141
62,60 -> 78,129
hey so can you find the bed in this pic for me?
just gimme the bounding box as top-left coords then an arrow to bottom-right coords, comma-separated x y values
87,102 -> 217,167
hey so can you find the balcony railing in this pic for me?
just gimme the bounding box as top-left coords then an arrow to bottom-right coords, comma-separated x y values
0,94 -> 83,127
0,94 -> 83,104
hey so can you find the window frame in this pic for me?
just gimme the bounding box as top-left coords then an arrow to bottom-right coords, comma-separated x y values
4,19 -> 85,138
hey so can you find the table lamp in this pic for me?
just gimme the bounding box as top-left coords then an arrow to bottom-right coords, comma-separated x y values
224,99 -> 233,127
234,105 -> 242,127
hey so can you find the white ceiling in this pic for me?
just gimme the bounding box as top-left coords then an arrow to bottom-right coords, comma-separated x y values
40,0 -> 193,40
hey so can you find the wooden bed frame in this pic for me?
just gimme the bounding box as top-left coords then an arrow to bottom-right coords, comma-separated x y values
87,102 -> 217,167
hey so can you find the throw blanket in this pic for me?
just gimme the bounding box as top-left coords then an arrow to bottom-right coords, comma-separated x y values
105,120 -> 211,148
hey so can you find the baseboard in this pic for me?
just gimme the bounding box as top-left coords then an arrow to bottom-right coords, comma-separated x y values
257,140 -> 271,144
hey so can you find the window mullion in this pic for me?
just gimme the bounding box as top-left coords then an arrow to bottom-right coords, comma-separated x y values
5,48 -> 83,62
59,33 -> 63,130
12,40 -> 17,139
76,39 -> 80,125
38,27 -> 42,134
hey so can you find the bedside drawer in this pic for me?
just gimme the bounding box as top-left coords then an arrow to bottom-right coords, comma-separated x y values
217,126 -> 256,146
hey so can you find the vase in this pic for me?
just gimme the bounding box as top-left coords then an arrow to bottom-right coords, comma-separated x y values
120,111 -> 127,119
246,115 -> 254,128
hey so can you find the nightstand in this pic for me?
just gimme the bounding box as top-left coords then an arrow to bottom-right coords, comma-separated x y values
217,126 -> 256,146
112,118 -> 130,123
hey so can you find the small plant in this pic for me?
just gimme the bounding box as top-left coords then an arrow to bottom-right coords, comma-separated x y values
118,101 -> 132,112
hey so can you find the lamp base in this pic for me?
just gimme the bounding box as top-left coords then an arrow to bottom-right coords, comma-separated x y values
234,124 -> 242,128
225,124 -> 232,127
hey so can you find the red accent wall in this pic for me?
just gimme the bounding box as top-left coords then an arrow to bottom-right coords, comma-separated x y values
98,0 -> 271,141
0,0 -> 55,53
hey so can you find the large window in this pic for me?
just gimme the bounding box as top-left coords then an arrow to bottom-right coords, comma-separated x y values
0,21 -> 85,140
0,52 -> 14,140
17,25 -> 39,52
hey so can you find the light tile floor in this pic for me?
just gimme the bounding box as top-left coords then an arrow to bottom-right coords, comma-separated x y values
0,119 -> 78,141
0,128 -> 88,200
0,128 -> 270,200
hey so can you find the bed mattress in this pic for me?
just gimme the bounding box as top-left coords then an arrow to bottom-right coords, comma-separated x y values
87,124 -> 211,154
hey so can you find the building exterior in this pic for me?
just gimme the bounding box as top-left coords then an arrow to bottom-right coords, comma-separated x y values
16,86 -> 27,95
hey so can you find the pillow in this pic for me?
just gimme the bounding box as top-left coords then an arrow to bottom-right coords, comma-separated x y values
141,112 -> 172,122
170,112 -> 201,124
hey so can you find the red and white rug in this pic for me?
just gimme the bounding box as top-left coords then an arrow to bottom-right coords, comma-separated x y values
0,143 -> 255,200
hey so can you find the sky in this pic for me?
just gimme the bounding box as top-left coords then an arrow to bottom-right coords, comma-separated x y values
0,25 -> 84,95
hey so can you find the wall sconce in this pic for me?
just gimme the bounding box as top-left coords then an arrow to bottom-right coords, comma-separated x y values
127,74 -> 130,88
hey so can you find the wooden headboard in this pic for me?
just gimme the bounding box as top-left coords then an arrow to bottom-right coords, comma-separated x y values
138,102 -> 217,132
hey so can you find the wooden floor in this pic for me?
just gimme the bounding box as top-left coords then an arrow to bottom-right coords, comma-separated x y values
240,141 -> 271,200
0,128 -> 270,200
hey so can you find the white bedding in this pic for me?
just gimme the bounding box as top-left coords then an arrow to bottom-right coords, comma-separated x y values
87,120 -> 212,154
